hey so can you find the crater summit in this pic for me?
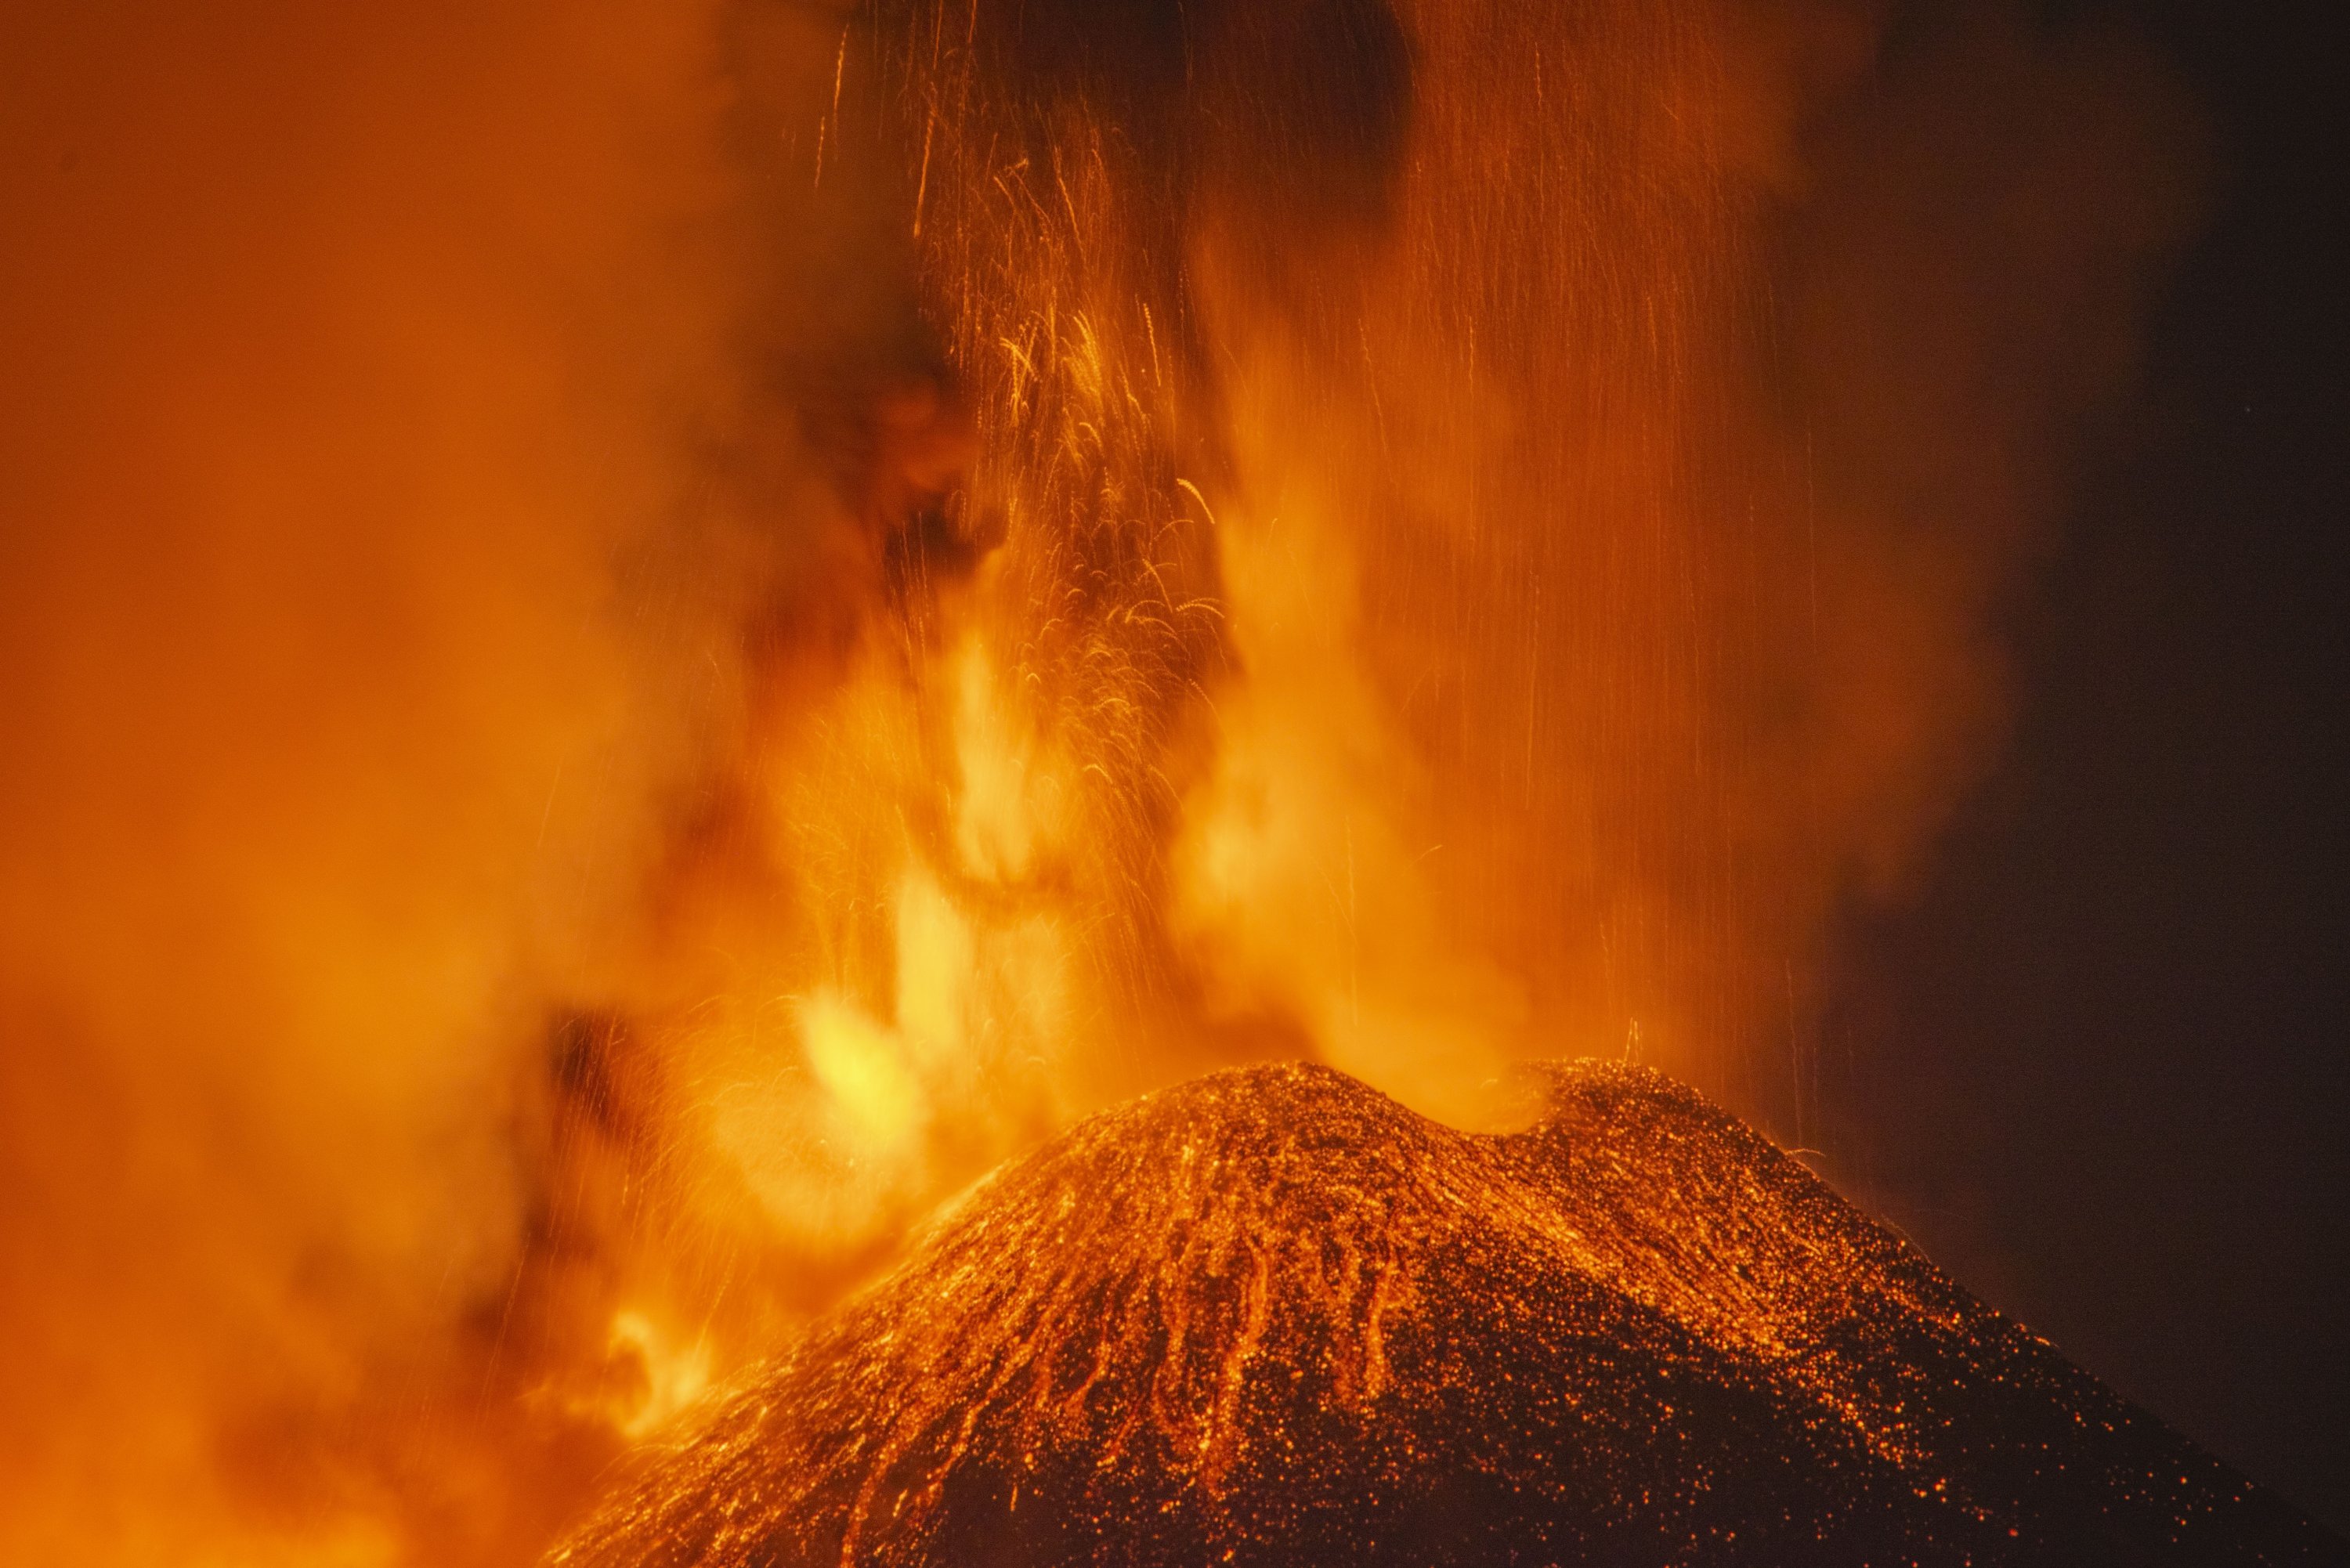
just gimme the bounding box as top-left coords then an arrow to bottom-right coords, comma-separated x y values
552,1062 -> 2341,1566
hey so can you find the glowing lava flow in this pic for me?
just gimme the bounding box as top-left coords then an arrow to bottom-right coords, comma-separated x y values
550,1063 -> 2339,1566
0,2 -> 2218,1562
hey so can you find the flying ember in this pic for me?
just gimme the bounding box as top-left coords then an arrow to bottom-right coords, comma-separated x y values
4,0 -> 2297,1564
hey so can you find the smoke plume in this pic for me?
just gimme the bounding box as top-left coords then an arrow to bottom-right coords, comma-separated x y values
0,0 -> 2197,1561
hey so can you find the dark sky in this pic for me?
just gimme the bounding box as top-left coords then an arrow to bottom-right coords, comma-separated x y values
1822,0 -> 2348,1530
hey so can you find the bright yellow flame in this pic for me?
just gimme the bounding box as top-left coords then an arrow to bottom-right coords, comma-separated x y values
603,1310 -> 714,1438
895,863 -> 975,1061
1172,410 -> 1526,1127
952,637 -> 1053,884
801,992 -> 924,1153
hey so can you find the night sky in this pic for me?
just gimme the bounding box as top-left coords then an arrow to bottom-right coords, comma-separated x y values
1823,0 -> 2348,1530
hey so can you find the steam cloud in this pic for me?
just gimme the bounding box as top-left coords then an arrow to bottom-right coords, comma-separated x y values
0,1 -> 2196,1561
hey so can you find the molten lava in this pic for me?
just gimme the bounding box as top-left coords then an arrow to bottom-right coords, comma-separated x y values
548,1064 -> 2338,1566
0,0 -> 2236,1562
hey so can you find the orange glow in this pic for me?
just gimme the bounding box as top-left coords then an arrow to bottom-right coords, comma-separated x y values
594,1310 -> 714,1440
550,1064 -> 2322,1565
0,1 -> 2196,1562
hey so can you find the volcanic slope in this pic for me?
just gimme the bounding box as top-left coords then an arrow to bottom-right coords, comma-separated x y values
551,1062 -> 2345,1566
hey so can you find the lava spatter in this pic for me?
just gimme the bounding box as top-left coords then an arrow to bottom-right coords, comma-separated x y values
548,1062 -> 2344,1566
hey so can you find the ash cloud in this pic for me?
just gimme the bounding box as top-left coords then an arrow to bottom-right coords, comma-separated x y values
1157,0 -> 2203,1124
0,0 -> 2201,1562
0,2 -> 862,1559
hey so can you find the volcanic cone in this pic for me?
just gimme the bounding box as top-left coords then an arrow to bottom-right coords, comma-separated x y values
551,1062 -> 2344,1566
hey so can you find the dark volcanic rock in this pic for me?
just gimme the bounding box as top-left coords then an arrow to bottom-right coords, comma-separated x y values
551,1062 -> 2344,1566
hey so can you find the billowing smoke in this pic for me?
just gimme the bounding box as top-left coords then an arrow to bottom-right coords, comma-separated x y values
0,1 -> 2196,1561
1162,1 -> 2201,1125
1,2 -> 847,1557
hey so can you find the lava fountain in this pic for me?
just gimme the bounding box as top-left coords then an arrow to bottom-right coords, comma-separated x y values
3,0 -> 2299,1563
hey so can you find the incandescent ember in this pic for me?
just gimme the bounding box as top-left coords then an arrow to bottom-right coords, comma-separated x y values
550,1062 -> 2342,1566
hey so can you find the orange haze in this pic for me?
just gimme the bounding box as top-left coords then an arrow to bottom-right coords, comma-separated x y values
0,1 -> 2196,1562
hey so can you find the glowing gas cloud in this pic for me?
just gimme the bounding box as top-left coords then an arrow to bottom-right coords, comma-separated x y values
0,1 -> 2195,1561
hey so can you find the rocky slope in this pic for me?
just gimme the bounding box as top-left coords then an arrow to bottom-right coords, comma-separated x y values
550,1062 -> 2344,1566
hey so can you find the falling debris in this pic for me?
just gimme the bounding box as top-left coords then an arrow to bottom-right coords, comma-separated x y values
551,1063 -> 2341,1566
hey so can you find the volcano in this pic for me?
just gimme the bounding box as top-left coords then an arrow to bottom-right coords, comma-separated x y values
549,1063 -> 2342,1566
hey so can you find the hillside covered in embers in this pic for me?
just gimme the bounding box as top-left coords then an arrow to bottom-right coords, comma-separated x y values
550,1063 -> 2344,1566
